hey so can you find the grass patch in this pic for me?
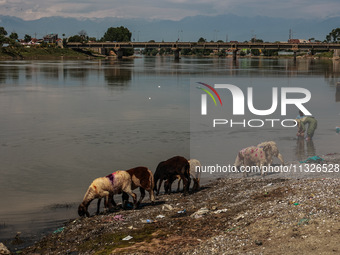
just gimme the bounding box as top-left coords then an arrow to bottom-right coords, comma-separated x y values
0,47 -> 90,59
78,225 -> 159,255
315,51 -> 333,58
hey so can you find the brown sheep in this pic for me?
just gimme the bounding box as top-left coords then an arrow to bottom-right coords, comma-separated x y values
154,156 -> 190,195
121,166 -> 155,207
169,159 -> 202,192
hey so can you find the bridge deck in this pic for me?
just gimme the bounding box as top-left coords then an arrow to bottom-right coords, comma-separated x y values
67,42 -> 340,51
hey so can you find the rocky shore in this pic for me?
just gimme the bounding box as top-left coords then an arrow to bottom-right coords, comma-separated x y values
3,154 -> 340,255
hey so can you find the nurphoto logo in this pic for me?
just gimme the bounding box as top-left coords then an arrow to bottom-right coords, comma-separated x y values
197,82 -> 312,128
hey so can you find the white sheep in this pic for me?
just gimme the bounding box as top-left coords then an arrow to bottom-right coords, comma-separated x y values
234,145 -> 271,177
257,141 -> 285,165
78,170 -> 137,217
188,159 -> 202,191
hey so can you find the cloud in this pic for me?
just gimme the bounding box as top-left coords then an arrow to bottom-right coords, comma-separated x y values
0,0 -> 339,21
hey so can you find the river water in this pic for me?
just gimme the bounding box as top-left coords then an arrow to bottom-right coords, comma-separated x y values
0,56 -> 339,244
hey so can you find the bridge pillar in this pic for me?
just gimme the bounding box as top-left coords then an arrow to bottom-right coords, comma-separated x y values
173,48 -> 181,60
232,50 -> 238,61
293,51 -> 297,63
333,49 -> 340,59
116,48 -> 124,59
94,48 -> 106,55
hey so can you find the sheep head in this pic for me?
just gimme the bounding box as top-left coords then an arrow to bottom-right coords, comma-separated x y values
78,203 -> 90,217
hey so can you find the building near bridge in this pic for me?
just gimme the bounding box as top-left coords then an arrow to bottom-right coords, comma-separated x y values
44,34 -> 58,43
288,39 -> 309,43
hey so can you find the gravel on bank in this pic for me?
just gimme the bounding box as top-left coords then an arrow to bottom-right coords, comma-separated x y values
6,153 -> 340,254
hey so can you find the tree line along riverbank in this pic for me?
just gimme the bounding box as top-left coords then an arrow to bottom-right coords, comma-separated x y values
0,46 -> 336,60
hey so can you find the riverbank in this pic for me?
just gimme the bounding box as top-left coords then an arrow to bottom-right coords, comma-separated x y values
0,47 -> 95,60
4,154 -> 337,255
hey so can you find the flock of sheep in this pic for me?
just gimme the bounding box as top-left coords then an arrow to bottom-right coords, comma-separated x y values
78,141 -> 284,217
78,156 -> 201,217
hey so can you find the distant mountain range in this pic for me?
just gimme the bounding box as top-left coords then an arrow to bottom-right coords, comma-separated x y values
0,14 -> 339,42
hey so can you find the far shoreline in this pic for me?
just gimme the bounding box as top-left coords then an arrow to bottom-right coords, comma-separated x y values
0,47 -> 336,61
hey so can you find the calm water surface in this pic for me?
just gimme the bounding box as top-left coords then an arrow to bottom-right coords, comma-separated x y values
0,57 -> 339,244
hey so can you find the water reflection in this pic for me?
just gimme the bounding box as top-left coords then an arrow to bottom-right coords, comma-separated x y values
64,68 -> 89,80
1,58 -> 340,88
104,68 -> 131,86
336,83 -> 340,102
0,65 -> 19,84
41,66 -> 61,80
295,137 -> 316,161
25,65 -> 34,80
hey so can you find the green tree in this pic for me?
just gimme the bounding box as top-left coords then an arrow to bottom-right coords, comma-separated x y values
251,38 -> 263,43
217,49 -> 226,57
68,35 -> 83,42
182,48 -> 192,55
198,37 -> 206,43
0,27 -> 7,36
101,26 -> 131,42
9,32 -> 18,40
78,30 -> 88,41
262,49 -> 278,56
0,27 -> 8,47
251,49 -> 261,56
24,34 -> 32,43
326,28 -> 340,43
240,50 -> 247,57
0,36 -> 7,47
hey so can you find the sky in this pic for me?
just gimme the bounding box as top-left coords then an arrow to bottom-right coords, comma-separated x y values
0,0 -> 339,21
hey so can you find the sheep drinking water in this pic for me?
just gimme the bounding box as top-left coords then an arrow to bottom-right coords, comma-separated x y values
78,170 -> 137,217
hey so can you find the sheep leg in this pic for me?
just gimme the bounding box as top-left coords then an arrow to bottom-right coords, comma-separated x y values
124,190 -> 137,209
180,174 -> 189,195
260,163 -> 267,177
122,192 -> 129,209
148,188 -> 155,204
96,198 -> 102,215
165,176 -> 177,194
164,179 -> 169,194
103,196 -> 111,213
157,178 -> 163,196
167,179 -> 173,194
137,187 -> 145,207
243,158 -> 251,177
110,194 -> 117,208
277,153 -> 285,165
196,178 -> 201,191
176,178 -> 181,192
193,178 -> 199,191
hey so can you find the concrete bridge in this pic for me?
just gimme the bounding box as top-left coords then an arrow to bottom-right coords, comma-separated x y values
67,41 -> 340,60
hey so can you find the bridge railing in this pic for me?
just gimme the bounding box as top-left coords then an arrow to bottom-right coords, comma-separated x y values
67,41 -> 340,51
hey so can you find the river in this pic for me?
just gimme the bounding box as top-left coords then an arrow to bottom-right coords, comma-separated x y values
0,56 -> 339,246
